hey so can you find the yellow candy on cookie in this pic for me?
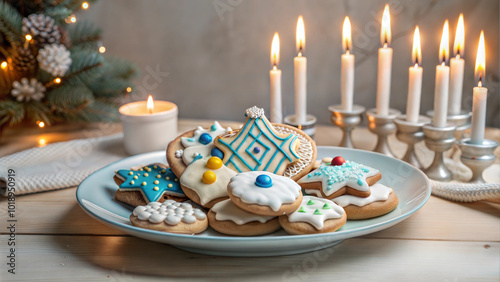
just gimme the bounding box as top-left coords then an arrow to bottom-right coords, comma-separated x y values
206,156 -> 223,170
202,170 -> 217,184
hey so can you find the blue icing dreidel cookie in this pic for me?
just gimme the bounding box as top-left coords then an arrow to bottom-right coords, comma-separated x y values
116,165 -> 184,202
255,174 -> 273,188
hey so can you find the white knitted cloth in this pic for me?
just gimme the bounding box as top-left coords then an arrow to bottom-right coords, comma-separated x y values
0,133 -> 127,196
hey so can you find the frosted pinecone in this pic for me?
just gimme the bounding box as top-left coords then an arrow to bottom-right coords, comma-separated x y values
37,44 -> 72,77
11,47 -> 36,75
11,78 -> 46,102
22,14 -> 61,46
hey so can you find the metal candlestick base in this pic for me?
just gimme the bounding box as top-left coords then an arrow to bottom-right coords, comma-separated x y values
423,124 -> 456,181
328,105 -> 365,148
394,115 -> 431,169
427,110 -> 471,139
283,114 -> 317,139
366,108 -> 401,157
457,138 -> 498,183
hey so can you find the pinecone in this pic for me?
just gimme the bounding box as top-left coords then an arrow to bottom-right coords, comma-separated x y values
11,47 -> 36,76
22,14 -> 61,46
37,44 -> 72,77
11,78 -> 46,102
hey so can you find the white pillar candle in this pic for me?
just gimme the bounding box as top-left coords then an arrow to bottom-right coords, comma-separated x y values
406,65 -> 423,123
294,16 -> 307,124
294,56 -> 307,124
448,56 -> 464,114
270,68 -> 282,123
406,26 -> 423,123
270,32 -> 282,123
376,4 -> 392,116
433,63 -> 450,127
119,96 -> 178,155
341,16 -> 354,111
470,86 -> 487,144
433,20 -> 450,128
448,14 -> 465,115
470,30 -> 487,144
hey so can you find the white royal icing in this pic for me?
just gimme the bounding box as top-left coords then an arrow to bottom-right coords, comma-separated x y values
182,145 -> 213,165
212,199 -> 275,225
132,200 -> 206,225
228,171 -> 301,212
287,196 -> 345,230
175,149 -> 183,158
245,106 -> 265,118
333,183 -> 393,207
298,161 -> 379,196
180,121 -> 232,148
180,157 -> 237,205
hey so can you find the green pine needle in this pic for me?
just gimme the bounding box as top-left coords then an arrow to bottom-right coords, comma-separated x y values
63,49 -> 104,86
46,85 -> 94,111
67,21 -> 102,48
24,101 -> 52,125
0,100 -> 25,126
0,1 -> 23,46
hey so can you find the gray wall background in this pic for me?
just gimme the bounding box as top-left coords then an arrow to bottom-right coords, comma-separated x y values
80,0 -> 499,126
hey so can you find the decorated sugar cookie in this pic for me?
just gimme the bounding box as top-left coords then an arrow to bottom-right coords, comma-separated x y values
180,156 -> 237,208
279,196 -> 346,235
333,183 -> 399,220
208,199 -> 280,236
166,121 -> 232,177
214,106 -> 302,177
114,163 -> 186,207
130,200 -> 208,234
298,157 -> 381,199
227,171 -> 303,216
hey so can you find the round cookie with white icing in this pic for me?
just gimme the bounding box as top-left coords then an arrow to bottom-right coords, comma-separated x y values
114,163 -> 186,207
166,121 -> 232,178
227,171 -> 303,216
208,199 -> 280,236
130,200 -> 208,234
333,183 -> 399,220
279,196 -> 347,235
298,157 -> 382,199
180,156 -> 237,208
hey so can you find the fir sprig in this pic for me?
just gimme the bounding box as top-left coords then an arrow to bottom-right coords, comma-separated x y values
0,1 -> 23,46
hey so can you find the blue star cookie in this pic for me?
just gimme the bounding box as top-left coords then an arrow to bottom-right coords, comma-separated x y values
115,164 -> 185,203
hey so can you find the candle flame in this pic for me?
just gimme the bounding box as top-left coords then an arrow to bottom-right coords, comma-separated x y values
147,95 -> 154,114
475,30 -> 485,86
439,20 -> 450,64
380,4 -> 391,46
296,16 -> 305,55
412,26 -> 422,66
270,32 -> 280,67
342,16 -> 352,53
453,14 -> 464,57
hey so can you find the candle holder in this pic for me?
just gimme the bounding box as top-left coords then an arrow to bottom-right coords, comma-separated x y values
283,114 -> 317,139
423,124 -> 456,181
328,105 -> 365,148
394,115 -> 431,169
427,110 -> 471,140
365,108 -> 401,157
456,138 -> 498,183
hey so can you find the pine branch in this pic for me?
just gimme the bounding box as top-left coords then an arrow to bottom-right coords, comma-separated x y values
0,1 -> 23,47
67,21 -> 102,47
45,6 -> 72,25
62,49 -> 103,86
24,100 -> 52,125
46,85 -> 94,111
0,100 -> 25,126
101,56 -> 140,80
89,78 -> 131,98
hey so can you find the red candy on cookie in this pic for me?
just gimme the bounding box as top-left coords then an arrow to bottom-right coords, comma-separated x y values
331,156 -> 345,166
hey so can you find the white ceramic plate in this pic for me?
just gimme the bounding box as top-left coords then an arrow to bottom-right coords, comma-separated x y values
76,146 -> 431,257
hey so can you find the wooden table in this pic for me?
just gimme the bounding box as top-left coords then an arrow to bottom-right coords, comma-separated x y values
1,120 -> 499,281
